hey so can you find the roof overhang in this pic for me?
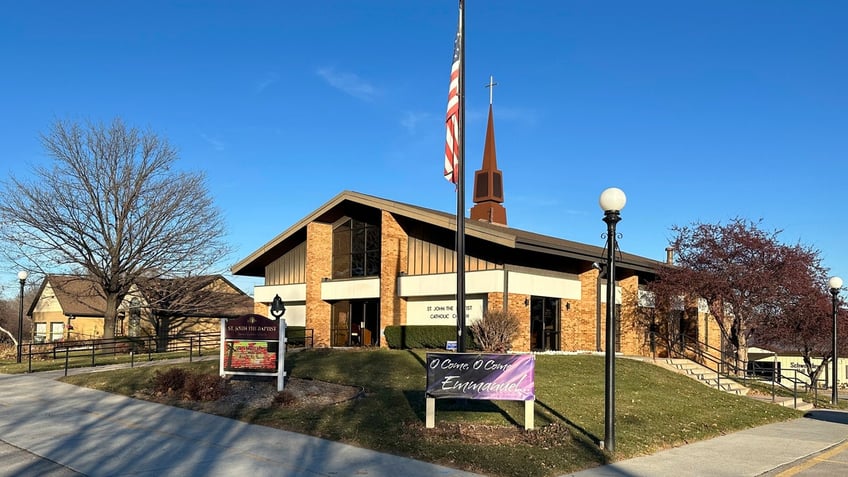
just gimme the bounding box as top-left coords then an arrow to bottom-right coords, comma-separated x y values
231,190 -> 661,278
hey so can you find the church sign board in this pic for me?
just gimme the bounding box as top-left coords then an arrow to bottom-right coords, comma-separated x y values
220,314 -> 287,391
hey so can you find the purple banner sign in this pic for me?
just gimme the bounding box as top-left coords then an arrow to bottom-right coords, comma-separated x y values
426,353 -> 535,401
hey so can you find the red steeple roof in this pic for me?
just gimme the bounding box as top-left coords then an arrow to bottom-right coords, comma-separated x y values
470,104 -> 507,225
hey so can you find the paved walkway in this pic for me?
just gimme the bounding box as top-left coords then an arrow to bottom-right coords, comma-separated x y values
563,410 -> 848,477
0,371 -> 479,477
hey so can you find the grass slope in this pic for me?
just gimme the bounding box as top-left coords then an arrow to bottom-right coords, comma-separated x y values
60,349 -> 801,477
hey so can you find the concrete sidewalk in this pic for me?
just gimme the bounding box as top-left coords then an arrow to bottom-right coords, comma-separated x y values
563,410 -> 848,477
0,372 -> 479,477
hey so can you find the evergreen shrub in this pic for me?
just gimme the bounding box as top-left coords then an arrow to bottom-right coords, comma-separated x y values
384,325 -> 476,349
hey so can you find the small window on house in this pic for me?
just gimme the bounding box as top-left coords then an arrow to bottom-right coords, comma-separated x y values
50,322 -> 64,342
35,323 -> 47,343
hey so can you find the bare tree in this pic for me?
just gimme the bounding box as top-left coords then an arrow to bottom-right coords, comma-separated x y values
0,284 -> 38,346
135,275 -> 253,351
0,297 -> 18,345
0,118 -> 230,338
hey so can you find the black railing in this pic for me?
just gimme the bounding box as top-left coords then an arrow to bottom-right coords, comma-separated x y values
19,328 -> 309,376
22,332 -> 220,375
652,331 -> 812,409
286,328 -> 314,348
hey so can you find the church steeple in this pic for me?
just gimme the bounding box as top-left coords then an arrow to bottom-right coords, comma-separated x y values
470,76 -> 507,225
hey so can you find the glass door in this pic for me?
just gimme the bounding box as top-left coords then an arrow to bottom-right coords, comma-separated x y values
530,297 -> 560,351
331,299 -> 380,347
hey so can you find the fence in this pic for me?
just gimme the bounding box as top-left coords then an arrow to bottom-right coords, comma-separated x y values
18,328 -> 313,375
22,332 -> 220,376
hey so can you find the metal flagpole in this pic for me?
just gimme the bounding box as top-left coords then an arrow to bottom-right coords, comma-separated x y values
456,0 -> 467,352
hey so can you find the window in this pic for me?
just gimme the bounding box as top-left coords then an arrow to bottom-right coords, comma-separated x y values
50,322 -> 64,342
34,323 -> 47,343
333,219 -> 380,279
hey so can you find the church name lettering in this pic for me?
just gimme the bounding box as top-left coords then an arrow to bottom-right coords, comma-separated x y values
426,304 -> 473,320
227,325 -> 278,332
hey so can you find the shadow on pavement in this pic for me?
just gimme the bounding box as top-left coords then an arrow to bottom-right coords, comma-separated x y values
803,409 -> 848,425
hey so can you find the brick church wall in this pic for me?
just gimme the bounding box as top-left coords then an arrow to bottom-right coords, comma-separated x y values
561,268 -> 602,352
306,222 -> 332,347
486,292 -> 531,352
618,275 -> 644,355
380,211 -> 408,346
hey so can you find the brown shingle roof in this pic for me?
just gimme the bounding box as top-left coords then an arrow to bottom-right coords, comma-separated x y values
231,190 -> 662,277
43,275 -> 107,317
31,274 -> 252,319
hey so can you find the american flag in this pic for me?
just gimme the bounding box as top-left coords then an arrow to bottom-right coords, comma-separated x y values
444,8 -> 462,184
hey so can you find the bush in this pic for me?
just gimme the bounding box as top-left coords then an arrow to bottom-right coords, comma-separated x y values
151,368 -> 227,401
384,325 -> 453,349
384,325 -> 476,350
152,368 -> 189,395
183,373 -> 228,401
274,390 -> 298,407
470,309 -> 520,353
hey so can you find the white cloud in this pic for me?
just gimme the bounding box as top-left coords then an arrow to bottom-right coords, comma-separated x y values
200,133 -> 225,151
316,67 -> 378,101
255,72 -> 280,94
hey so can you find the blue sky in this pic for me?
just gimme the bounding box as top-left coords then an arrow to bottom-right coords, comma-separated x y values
1,1 -> 846,297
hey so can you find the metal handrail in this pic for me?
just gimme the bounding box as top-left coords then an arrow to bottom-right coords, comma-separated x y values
286,328 -> 314,348
653,331 -> 812,408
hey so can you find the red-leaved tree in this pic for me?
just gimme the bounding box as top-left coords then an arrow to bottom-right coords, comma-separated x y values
654,218 -> 828,373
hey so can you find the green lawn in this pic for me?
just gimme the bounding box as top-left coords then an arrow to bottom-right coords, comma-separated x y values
58,349 -> 802,477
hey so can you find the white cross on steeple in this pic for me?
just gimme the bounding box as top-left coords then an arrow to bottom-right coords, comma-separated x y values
485,75 -> 498,105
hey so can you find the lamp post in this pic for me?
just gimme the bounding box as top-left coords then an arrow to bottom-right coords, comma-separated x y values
270,294 -> 286,319
129,298 -> 141,338
16,270 -> 28,364
829,276 -> 842,405
599,187 -> 626,452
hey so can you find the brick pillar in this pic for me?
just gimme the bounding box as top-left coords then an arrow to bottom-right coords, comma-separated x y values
618,275 -> 641,355
703,310 -> 722,359
568,268 -> 601,352
306,222 -> 332,347
380,211 -> 408,347
511,293 -> 531,352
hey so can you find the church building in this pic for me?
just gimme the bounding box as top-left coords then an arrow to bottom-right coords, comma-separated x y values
232,102 -> 668,355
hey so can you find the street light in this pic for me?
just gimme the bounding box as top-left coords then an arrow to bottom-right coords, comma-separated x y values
16,270 -> 28,364
599,187 -> 626,452
270,294 -> 286,319
130,298 -> 141,338
829,276 -> 842,405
